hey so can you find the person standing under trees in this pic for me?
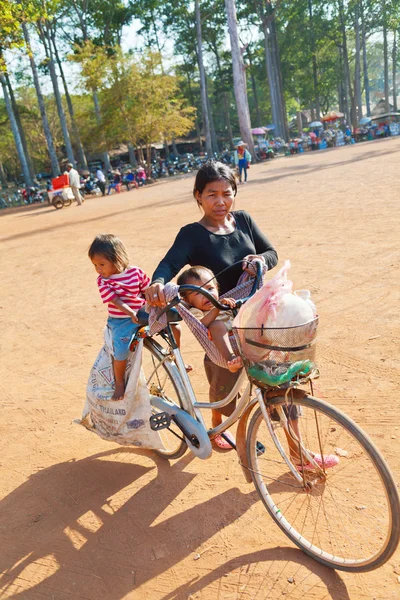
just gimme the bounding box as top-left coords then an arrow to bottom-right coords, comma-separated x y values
96,167 -> 106,196
234,141 -> 252,184
67,163 -> 83,206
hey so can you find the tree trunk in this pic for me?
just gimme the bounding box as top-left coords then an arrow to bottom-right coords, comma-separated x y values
361,1 -> 371,116
270,17 -> 289,139
383,2 -> 390,113
354,4 -> 363,122
184,68 -> 203,149
21,21 -> 59,176
222,92 -> 234,149
50,29 -> 88,170
38,23 -> 76,167
0,72 -> 33,187
93,90 -> 111,171
224,0 -> 255,156
5,72 -> 35,182
393,30 -> 397,111
263,22 -> 280,134
246,47 -> 262,126
163,140 -> 170,159
171,138 -> 179,156
338,0 -> 352,125
211,43 -> 234,148
0,161 -> 7,188
308,0 -> 321,120
128,143 -> 137,167
195,0 -> 213,157
205,77 -> 219,154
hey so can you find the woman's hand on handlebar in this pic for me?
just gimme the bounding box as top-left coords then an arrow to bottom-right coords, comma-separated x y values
242,254 -> 266,273
144,283 -> 166,307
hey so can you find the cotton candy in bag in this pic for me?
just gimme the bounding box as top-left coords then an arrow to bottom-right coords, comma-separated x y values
233,260 -> 316,362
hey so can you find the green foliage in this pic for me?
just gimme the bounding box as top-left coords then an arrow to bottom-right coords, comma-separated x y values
2,0 -> 400,177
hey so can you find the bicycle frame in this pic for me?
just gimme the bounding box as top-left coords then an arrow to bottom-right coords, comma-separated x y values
147,322 -> 312,485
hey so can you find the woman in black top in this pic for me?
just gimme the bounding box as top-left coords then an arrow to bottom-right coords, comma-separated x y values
145,161 -> 278,448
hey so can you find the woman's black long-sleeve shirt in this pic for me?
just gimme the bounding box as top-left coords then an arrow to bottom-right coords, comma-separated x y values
151,210 -> 278,295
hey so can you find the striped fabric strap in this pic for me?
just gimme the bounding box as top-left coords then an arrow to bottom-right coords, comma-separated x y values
147,260 -> 266,369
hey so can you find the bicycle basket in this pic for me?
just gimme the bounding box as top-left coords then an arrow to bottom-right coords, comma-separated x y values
232,318 -> 318,387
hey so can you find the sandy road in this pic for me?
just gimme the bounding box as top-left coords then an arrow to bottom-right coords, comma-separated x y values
0,138 -> 399,599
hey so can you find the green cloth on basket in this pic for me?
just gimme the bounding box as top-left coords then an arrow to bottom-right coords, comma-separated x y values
247,360 -> 313,387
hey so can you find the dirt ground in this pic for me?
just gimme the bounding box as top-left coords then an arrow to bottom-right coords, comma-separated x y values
0,138 -> 399,600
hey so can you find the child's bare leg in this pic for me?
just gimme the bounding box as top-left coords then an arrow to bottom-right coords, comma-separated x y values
171,324 -> 193,372
112,358 -> 127,400
208,320 -> 243,373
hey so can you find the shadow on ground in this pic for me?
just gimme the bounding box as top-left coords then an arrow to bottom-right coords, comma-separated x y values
0,447 -> 349,599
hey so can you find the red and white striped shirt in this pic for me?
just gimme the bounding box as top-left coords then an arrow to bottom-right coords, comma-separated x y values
97,266 -> 150,318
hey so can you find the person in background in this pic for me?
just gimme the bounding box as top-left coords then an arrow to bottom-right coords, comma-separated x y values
136,166 -> 147,186
96,167 -> 106,196
234,141 -> 252,184
67,163 -> 83,206
124,170 -> 139,191
107,170 -> 122,195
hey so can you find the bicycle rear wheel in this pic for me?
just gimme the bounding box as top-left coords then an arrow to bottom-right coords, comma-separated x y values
142,338 -> 188,459
247,394 -> 400,572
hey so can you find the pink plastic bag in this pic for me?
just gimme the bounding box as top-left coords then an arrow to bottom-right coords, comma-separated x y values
233,261 -> 292,361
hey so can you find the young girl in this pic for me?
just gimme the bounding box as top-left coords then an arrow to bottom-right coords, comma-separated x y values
88,234 -> 150,400
177,266 -> 243,373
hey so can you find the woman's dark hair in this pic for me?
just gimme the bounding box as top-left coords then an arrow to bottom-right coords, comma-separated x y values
193,160 -> 237,205
88,234 -> 129,272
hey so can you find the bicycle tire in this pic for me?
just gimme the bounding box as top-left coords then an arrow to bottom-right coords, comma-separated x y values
63,197 -> 72,207
246,394 -> 400,572
143,338 -> 188,460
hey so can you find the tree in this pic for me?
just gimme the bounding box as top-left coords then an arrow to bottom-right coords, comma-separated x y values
195,0 -> 213,157
101,51 -> 195,173
225,0 -> 255,156
37,9 -> 76,166
0,1 -> 34,186
69,40 -> 111,170
17,2 -> 60,175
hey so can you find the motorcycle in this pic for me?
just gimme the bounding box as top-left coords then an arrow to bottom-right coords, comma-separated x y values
81,176 -> 102,197
22,186 -> 45,204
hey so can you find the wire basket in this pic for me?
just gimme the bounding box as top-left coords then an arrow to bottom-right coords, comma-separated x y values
232,318 -> 318,386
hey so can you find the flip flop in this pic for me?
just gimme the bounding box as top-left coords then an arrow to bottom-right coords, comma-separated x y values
185,364 -> 193,373
213,431 -> 235,450
297,453 -> 340,471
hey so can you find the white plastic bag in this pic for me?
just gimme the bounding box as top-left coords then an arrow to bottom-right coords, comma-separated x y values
233,260 -> 317,361
77,338 -> 165,449
264,293 -> 314,328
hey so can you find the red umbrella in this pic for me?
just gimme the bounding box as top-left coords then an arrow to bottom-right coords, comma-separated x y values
321,111 -> 344,122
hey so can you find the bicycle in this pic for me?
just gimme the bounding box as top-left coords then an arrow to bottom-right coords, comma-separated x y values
132,265 -> 400,572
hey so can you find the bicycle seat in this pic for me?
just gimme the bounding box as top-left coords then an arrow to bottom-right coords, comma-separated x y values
137,307 -> 182,326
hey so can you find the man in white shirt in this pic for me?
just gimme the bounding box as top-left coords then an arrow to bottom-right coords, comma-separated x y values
96,167 -> 106,196
67,163 -> 83,206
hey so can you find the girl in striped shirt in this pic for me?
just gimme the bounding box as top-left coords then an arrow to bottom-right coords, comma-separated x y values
89,234 -> 150,400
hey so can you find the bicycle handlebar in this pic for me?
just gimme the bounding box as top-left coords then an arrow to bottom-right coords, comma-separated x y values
154,261 -> 264,320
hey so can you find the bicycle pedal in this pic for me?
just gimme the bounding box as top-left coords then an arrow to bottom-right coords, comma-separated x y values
150,412 -> 172,431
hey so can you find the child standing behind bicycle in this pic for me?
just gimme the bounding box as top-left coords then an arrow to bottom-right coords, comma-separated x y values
88,234 -> 150,401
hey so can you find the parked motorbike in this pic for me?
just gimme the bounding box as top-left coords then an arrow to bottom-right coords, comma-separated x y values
22,186 -> 45,204
81,176 -> 102,197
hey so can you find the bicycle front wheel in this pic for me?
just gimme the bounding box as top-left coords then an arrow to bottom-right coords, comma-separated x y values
142,338 -> 188,460
247,394 -> 400,572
